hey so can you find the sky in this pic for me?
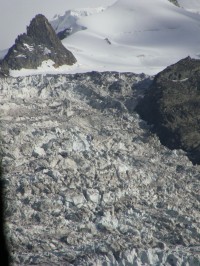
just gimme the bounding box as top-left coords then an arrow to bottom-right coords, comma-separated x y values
0,0 -> 116,50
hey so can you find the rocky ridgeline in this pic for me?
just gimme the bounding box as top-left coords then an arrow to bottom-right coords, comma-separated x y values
0,14 -> 76,76
0,71 -> 199,265
136,56 -> 200,165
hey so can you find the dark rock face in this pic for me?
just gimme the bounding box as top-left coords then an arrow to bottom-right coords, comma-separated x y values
0,14 -> 76,76
57,28 -> 72,40
135,56 -> 200,164
168,0 -> 180,7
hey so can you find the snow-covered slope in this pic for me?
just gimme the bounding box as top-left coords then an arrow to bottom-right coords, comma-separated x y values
2,0 -> 200,76
178,0 -> 200,13
51,8 -> 105,36
57,0 -> 200,74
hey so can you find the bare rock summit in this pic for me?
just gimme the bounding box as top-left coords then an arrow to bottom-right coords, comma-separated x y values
0,14 -> 76,76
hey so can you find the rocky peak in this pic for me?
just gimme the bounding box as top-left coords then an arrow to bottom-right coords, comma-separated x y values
0,14 -> 76,76
27,14 -> 60,47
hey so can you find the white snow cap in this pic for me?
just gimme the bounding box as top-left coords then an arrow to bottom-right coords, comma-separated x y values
5,0 -> 200,76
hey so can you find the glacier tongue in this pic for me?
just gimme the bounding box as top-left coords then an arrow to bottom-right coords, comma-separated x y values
0,72 -> 200,265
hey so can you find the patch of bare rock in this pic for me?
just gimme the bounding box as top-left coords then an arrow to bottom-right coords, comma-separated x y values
136,56 -> 200,165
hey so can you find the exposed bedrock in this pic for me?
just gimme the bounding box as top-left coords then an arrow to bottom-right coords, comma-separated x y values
136,56 -> 200,164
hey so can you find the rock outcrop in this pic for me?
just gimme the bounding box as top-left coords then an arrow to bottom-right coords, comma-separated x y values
135,56 -> 200,164
0,72 -> 200,265
0,14 -> 76,76
168,0 -> 180,7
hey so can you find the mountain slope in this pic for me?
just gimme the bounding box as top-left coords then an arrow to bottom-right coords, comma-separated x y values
3,0 -> 200,76
136,56 -> 200,165
178,0 -> 200,13
2,0 -> 200,76
56,0 -> 200,74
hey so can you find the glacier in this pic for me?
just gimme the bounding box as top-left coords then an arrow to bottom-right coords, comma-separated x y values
0,72 -> 199,265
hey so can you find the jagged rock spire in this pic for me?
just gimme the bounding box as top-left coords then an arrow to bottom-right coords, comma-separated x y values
27,14 -> 61,46
0,14 -> 77,76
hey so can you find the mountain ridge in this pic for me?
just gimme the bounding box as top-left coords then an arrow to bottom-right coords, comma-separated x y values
0,14 -> 76,77
2,0 -> 200,76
